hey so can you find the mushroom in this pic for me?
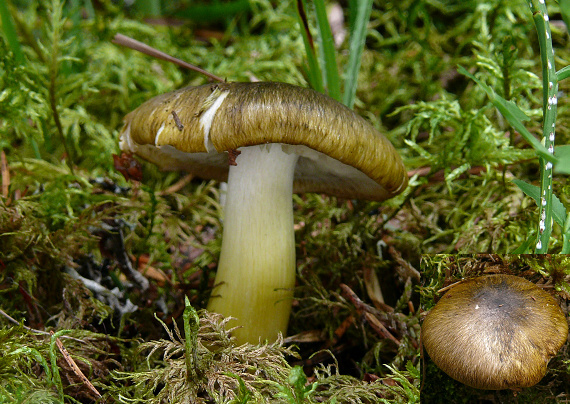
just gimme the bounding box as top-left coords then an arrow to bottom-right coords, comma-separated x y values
119,81 -> 407,344
421,274 -> 568,390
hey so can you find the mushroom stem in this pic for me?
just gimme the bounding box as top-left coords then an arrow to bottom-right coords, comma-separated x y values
207,144 -> 299,344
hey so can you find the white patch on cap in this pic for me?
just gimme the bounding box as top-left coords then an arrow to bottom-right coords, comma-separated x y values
155,122 -> 166,145
200,90 -> 230,152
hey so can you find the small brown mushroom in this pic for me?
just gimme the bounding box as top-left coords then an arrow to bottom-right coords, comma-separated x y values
120,81 -> 408,344
421,274 -> 568,390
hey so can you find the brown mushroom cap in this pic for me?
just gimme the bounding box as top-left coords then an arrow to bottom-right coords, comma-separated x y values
120,81 -> 407,201
119,81 -> 408,344
421,274 -> 568,390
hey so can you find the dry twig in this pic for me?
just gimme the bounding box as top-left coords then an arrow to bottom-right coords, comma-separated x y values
1,150 -> 9,197
50,330 -> 102,399
112,34 -> 224,82
340,284 -> 400,345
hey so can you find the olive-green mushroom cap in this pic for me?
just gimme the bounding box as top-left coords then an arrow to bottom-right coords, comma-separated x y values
119,81 -> 407,201
421,274 -> 568,390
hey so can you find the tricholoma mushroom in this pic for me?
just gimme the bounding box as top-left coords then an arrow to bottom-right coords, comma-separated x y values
120,81 -> 407,344
421,274 -> 568,390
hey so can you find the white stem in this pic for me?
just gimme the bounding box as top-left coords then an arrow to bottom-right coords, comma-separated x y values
207,144 -> 299,344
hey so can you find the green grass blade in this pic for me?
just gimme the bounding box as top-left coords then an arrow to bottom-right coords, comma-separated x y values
512,179 -> 540,204
562,213 -> 570,254
343,0 -> 373,109
313,0 -> 341,101
556,65 -> 570,81
513,179 -> 566,227
530,1 -> 558,253
347,0 -> 357,33
173,0 -> 250,24
295,0 -> 324,93
511,234 -> 535,253
0,0 -> 25,63
554,144 -> 570,174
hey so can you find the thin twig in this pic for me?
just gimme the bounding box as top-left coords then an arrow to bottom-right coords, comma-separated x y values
157,173 -> 194,196
112,34 -> 225,83
436,280 -> 463,294
50,331 -> 102,398
1,150 -> 9,197
339,283 -> 400,345
364,312 -> 401,346
0,309 -> 83,343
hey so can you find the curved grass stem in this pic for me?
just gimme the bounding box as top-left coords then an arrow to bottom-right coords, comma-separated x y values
530,1 -> 557,253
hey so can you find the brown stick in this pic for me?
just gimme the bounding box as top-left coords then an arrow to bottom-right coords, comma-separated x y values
364,312 -> 401,346
340,283 -> 400,345
157,173 -> 194,196
112,34 -> 225,83
1,150 -> 9,197
50,330 -> 102,399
